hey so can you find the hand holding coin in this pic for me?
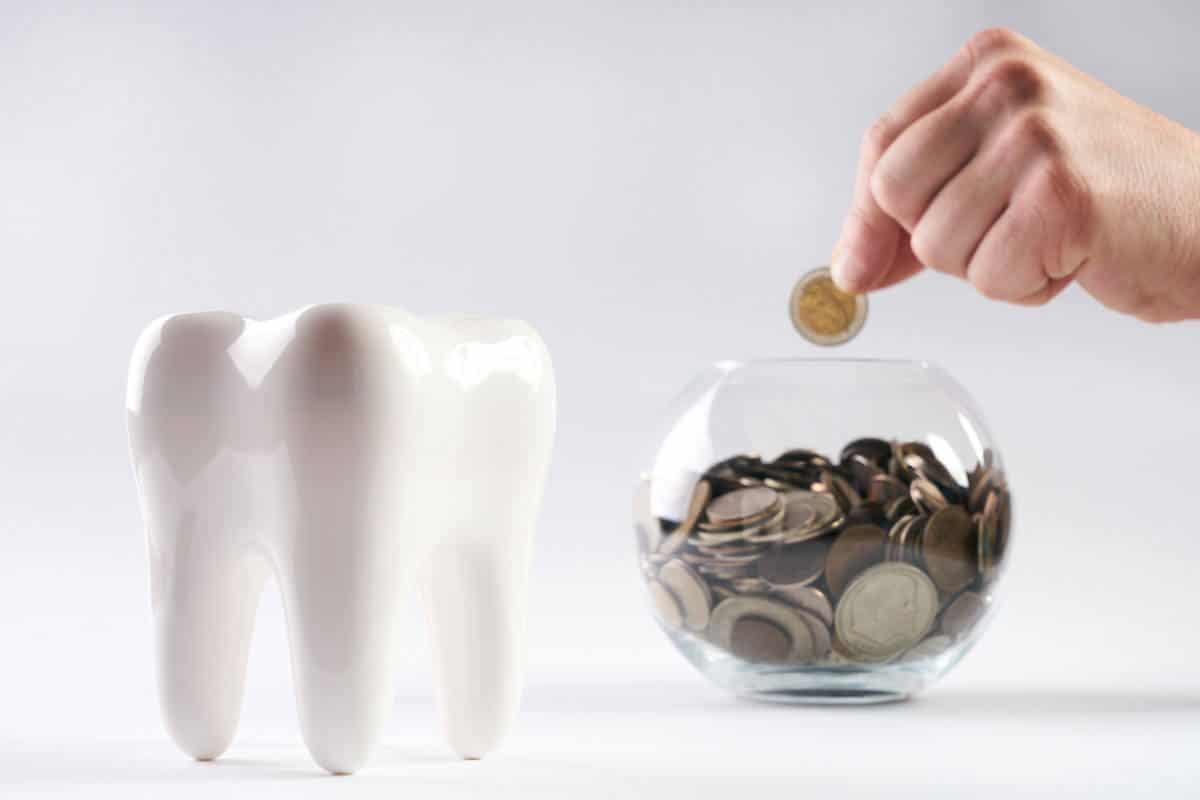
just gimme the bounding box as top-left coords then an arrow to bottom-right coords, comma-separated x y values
830,27 -> 1200,322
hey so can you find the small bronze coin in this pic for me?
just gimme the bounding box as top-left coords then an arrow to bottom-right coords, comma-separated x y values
910,478 -> 948,514
826,470 -> 863,511
704,486 -> 780,526
788,266 -> 868,346
839,437 -> 893,468
941,590 -> 988,638
825,523 -> 887,598
758,537 -> 831,588
968,465 -> 998,513
904,514 -> 929,565
729,615 -> 793,663
844,500 -> 885,527
922,505 -> 976,595
774,448 -> 832,469
842,454 -> 884,494
884,493 -> 917,522
868,473 -> 909,504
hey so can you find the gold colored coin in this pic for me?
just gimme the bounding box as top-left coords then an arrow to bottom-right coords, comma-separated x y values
789,266 -> 868,346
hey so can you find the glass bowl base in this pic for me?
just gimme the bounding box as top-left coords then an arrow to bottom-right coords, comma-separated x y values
743,687 -> 909,705
666,625 -> 962,704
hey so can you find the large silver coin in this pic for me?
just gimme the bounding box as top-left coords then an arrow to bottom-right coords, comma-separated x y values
834,563 -> 938,662
708,595 -> 816,664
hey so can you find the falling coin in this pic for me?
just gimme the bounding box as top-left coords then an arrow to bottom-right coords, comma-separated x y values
788,266 -> 868,346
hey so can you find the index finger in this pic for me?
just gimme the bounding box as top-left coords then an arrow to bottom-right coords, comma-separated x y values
832,35 -> 988,293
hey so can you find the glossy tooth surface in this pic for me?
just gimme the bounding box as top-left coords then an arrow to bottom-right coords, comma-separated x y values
127,305 -> 555,773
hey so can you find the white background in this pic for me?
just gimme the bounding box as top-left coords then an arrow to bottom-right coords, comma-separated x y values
2,1 -> 1199,796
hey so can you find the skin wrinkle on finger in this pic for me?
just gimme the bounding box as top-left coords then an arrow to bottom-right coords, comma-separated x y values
840,25 -> 1200,319
966,171 -> 1059,303
1012,275 -> 1072,307
871,57 -> 1047,236
911,107 -> 1056,279
836,29 -> 1037,293
833,40 -> 982,293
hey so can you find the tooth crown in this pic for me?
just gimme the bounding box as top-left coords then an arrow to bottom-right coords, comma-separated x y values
127,304 -> 556,774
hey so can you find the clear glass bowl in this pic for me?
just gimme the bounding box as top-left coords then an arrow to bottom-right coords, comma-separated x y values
634,359 -> 1011,704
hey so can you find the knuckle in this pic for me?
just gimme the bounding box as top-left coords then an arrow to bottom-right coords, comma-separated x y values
868,166 -> 916,228
1006,109 -> 1060,155
965,27 -> 1022,65
973,273 -> 1012,302
861,113 -> 899,159
968,256 -> 1017,301
909,225 -> 953,273
1030,159 -> 1093,245
1021,289 -> 1053,307
977,57 -> 1044,106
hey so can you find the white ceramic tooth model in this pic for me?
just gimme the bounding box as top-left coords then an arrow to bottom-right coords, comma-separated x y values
126,304 -> 556,774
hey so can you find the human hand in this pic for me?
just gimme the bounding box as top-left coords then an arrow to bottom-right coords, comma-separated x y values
832,28 -> 1200,322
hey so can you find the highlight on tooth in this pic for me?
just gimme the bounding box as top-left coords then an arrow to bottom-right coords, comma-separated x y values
127,304 -> 557,774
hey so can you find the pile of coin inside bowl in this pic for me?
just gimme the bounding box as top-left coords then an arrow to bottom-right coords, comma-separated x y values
636,438 -> 1011,666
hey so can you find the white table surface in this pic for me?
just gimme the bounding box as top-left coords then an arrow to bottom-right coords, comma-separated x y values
6,675 -> 1199,798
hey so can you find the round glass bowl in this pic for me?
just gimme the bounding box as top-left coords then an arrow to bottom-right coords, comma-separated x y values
634,359 -> 1011,703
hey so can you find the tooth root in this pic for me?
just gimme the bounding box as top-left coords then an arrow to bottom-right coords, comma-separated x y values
128,313 -> 266,763
152,514 -> 267,762
422,323 -> 555,760
274,307 -> 412,775
281,528 -> 402,775
423,534 -> 532,760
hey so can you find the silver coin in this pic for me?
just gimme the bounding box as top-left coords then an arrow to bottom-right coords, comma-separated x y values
910,478 -> 948,514
647,579 -> 684,629
771,584 -> 835,627
705,486 -> 780,526
834,563 -> 939,662
708,596 -> 817,664
794,607 -> 832,661
778,491 -> 842,541
899,634 -> 954,663
658,559 -> 713,632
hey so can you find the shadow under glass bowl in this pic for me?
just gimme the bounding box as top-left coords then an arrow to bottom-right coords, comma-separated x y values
634,359 -> 1012,704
